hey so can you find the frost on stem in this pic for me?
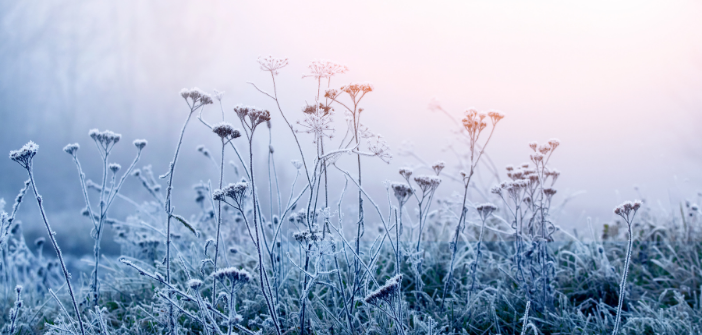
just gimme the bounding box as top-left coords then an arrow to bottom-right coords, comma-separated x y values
364,274 -> 403,305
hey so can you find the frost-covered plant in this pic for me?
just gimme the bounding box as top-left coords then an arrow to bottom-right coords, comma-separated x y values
9,141 -> 85,335
611,200 -> 642,334
64,130 -> 146,306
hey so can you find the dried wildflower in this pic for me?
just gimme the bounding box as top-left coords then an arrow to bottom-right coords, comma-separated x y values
258,55 -> 289,75
133,139 -> 147,150
233,105 -> 271,129
296,113 -> 334,140
180,87 -> 213,106
63,143 -> 80,156
505,165 -> 514,172
528,141 -> 538,152
324,88 -> 340,100
89,129 -> 122,149
490,185 -> 502,195
548,138 -> 560,150
530,153 -> 544,163
187,279 -> 204,290
399,167 -> 413,180
543,188 -> 557,198
109,163 -> 121,173
614,200 -> 642,219
341,83 -> 374,97
487,110 -> 505,124
537,144 -> 551,155
391,183 -> 413,206
213,189 -> 226,202
476,203 -> 497,221
291,160 -> 303,170
364,274 -> 402,305
302,104 -> 317,114
293,230 -> 322,244
9,141 -> 38,169
303,60 -> 348,80
212,267 -> 252,286
413,175 -> 441,194
213,89 -> 224,101
432,161 -> 446,175
223,181 -> 249,204
462,109 -> 488,137
212,122 -> 241,140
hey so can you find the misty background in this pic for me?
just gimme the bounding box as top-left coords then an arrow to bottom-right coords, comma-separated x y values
1,0 -> 701,259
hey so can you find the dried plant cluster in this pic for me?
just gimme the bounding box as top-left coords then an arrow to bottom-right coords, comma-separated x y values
1,58 -> 701,335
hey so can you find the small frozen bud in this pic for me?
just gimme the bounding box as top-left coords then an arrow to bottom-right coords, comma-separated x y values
35,237 -> 45,247
187,279 -> 203,290
132,169 -> 141,177
109,163 -> 121,173
133,139 -> 147,150
291,160 -> 303,170
269,145 -> 274,154
63,143 -> 80,155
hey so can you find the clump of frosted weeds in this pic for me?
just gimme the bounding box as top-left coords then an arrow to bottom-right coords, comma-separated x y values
3,57 -> 701,335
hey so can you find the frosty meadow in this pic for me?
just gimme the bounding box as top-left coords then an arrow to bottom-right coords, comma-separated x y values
1,58 -> 701,334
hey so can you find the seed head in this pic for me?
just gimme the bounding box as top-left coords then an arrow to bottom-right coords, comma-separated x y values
212,122 -> 240,140
89,129 -> 122,148
63,143 -> 80,156
364,274 -> 402,305
213,89 -> 224,101
548,138 -> 560,150
223,181 -> 249,204
258,55 -> 289,75
487,110 -> 505,124
490,185 -> 502,195
212,267 -> 251,286
213,189 -> 226,202
9,141 -> 39,169
341,83 -> 374,97
303,60 -> 348,79
413,175 -> 441,194
399,167 -> 413,180
109,163 -> 121,173
133,139 -> 147,150
187,279 -> 204,290
528,141 -> 538,152
432,161 -> 445,176
291,160 -> 303,170
35,237 -> 45,247
391,182 -> 413,205
179,87 -> 213,106
613,199 -> 642,220
537,144 -> 551,155
476,203 -> 497,219
543,188 -> 557,197
530,153 -> 544,163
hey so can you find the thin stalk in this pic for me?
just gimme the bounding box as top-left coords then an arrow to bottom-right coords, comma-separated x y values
26,169 -> 85,335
